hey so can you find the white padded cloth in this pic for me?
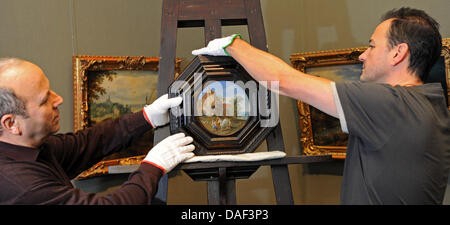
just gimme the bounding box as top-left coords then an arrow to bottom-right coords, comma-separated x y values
184,151 -> 286,163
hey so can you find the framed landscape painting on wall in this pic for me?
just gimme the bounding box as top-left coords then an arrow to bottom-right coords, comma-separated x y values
290,48 -> 366,159
73,55 -> 180,179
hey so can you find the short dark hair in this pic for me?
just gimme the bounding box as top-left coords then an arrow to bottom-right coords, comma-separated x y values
381,7 -> 442,81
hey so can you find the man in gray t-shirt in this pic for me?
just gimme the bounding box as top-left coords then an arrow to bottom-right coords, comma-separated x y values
193,7 -> 450,204
333,82 -> 450,204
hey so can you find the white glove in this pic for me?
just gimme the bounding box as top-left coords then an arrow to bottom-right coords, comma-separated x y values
142,133 -> 195,174
143,94 -> 182,128
192,34 -> 242,56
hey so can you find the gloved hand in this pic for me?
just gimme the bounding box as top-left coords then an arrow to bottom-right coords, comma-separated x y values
192,34 -> 242,56
143,94 -> 182,128
142,133 -> 195,174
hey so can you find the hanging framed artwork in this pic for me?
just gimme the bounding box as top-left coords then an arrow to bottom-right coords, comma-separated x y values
73,55 -> 180,179
433,38 -> 449,109
290,48 -> 366,159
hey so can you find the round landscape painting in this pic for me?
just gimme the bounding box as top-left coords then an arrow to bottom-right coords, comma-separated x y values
195,81 -> 250,136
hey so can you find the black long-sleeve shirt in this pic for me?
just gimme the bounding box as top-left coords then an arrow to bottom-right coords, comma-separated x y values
0,111 -> 162,204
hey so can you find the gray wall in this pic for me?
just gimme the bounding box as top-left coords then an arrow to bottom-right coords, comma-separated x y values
1,0 -> 449,204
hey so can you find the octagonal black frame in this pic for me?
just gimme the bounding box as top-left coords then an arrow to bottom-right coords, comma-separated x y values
169,55 -> 275,155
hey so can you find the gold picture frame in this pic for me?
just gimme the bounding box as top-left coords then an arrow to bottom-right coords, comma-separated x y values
73,55 -> 180,179
290,38 -> 449,159
290,48 -> 366,159
442,38 -> 450,109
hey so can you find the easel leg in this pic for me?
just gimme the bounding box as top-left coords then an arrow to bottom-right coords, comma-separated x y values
270,165 -> 294,204
153,127 -> 171,203
267,123 -> 294,205
207,180 -> 220,205
207,168 -> 237,205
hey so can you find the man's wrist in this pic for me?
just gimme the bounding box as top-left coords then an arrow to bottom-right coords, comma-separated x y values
141,160 -> 166,174
142,108 -> 156,128
223,34 -> 242,56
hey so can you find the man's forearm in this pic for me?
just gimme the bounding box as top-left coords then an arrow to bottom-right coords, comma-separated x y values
226,38 -> 338,118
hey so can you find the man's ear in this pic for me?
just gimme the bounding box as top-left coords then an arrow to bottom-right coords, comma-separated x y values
1,114 -> 21,135
391,43 -> 409,66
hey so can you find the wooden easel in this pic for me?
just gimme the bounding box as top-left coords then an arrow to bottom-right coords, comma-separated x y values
155,0 -> 330,205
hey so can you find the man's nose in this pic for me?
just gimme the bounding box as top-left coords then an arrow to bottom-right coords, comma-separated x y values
51,91 -> 64,107
359,50 -> 367,62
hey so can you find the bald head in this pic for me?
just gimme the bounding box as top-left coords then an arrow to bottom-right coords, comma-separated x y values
0,58 -> 34,89
0,57 -> 34,97
0,58 -> 48,99
0,57 -> 27,75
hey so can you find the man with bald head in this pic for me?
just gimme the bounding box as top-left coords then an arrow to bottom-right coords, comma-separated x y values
0,58 -> 64,145
0,58 -> 195,204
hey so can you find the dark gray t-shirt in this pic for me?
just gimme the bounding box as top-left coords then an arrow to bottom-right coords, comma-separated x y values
332,82 -> 450,204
